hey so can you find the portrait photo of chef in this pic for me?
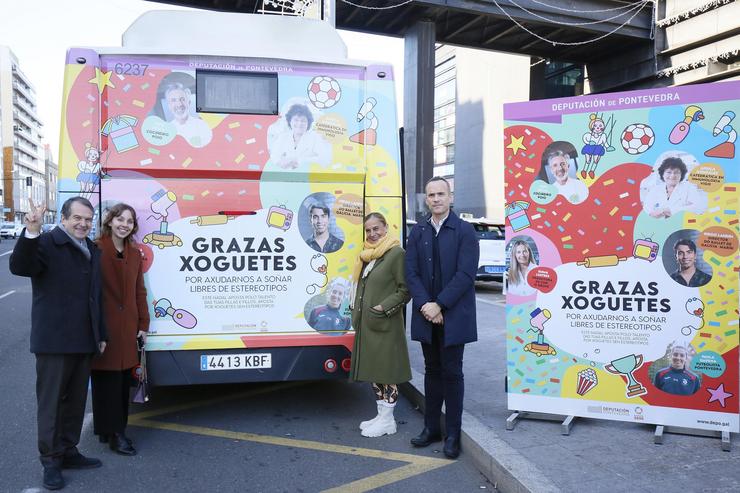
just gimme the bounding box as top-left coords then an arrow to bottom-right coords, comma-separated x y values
537,141 -> 589,205
151,72 -> 212,148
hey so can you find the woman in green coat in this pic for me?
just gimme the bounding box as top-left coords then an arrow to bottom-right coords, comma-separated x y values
350,212 -> 411,437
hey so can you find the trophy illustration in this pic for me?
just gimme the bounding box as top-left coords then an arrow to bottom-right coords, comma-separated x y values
604,354 -> 647,398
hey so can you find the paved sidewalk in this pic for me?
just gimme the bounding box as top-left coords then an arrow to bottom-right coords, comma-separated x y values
401,292 -> 740,493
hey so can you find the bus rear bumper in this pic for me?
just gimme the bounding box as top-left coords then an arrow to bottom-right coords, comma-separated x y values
147,346 -> 352,386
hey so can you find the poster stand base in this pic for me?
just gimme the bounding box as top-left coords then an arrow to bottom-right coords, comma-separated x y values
506,411 -> 577,435
654,425 -> 731,451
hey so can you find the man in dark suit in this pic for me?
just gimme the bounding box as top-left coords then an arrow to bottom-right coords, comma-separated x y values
10,197 -> 107,490
405,177 -> 479,459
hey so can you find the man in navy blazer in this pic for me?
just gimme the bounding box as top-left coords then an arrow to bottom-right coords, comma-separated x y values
10,197 -> 107,490
405,177 -> 479,459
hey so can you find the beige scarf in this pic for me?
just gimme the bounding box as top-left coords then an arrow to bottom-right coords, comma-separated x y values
350,234 -> 400,308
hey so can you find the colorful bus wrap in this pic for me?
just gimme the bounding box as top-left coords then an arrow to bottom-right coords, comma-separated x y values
57,11 -> 402,385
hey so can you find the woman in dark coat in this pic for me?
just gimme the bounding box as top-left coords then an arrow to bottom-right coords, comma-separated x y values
350,212 -> 411,437
91,203 -> 149,455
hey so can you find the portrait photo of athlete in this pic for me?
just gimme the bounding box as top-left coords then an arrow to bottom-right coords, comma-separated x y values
306,278 -> 351,333
652,343 -> 701,396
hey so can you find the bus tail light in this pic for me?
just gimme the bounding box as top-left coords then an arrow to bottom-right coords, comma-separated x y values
324,359 -> 337,372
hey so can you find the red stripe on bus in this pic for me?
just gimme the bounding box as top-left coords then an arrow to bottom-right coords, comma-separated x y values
240,333 -> 355,352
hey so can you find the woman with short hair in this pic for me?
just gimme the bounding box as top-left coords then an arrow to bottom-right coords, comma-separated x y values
268,103 -> 330,169
642,156 -> 707,218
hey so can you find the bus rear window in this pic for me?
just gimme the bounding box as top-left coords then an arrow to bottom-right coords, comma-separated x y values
196,71 -> 278,115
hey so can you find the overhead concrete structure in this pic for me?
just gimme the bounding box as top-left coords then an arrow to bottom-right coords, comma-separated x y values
403,20 -> 436,220
148,0 -> 657,219
150,0 -> 656,88
338,0 -> 653,61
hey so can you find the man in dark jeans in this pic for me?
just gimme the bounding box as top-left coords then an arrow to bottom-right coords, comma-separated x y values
405,177 -> 479,459
10,197 -> 107,490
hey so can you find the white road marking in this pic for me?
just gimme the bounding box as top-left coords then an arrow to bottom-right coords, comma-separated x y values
81,412 -> 93,435
21,488 -> 43,493
0,290 -> 16,300
0,250 -> 12,257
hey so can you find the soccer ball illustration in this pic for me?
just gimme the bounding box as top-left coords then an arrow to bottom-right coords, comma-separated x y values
621,123 -> 655,155
307,76 -> 341,109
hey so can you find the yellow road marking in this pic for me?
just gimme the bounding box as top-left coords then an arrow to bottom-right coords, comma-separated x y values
132,418 -> 448,465
129,382 -> 453,492
322,461 -> 450,493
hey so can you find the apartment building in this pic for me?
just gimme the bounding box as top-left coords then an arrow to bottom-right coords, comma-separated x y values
657,0 -> 739,85
44,144 -> 58,224
0,46 -> 45,223
432,45 -> 530,222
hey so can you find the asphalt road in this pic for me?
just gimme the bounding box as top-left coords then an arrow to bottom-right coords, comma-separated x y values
0,238 -> 495,493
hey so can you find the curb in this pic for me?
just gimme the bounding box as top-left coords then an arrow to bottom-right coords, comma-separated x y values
400,368 -> 560,493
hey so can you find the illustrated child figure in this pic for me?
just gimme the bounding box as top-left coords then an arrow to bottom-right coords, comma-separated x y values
77,144 -> 101,199
581,114 -> 607,179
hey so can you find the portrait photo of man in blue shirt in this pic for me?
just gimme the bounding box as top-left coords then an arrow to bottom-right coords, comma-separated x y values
304,203 -> 344,254
670,238 -> 711,288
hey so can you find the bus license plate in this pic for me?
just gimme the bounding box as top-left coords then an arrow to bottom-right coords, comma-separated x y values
484,266 -> 505,273
200,353 -> 272,371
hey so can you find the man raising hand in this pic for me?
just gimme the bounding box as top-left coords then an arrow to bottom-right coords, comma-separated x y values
10,197 -> 108,490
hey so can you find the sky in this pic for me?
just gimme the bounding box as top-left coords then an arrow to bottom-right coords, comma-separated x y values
0,0 -> 405,159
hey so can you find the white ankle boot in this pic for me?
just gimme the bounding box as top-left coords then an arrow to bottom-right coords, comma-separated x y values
361,401 -> 397,437
359,401 -> 384,431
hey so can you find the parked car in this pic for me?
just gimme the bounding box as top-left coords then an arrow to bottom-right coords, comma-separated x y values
0,223 -> 24,239
42,223 -> 57,233
460,215 -> 506,282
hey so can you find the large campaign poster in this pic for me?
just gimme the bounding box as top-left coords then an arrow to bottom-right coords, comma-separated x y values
58,52 -> 402,352
504,81 -> 739,432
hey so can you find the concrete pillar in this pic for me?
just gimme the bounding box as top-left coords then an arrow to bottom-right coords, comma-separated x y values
322,0 -> 335,27
529,57 -> 547,101
403,20 -> 435,221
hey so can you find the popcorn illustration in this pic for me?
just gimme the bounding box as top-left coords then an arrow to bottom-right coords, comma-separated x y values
576,368 -> 598,396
